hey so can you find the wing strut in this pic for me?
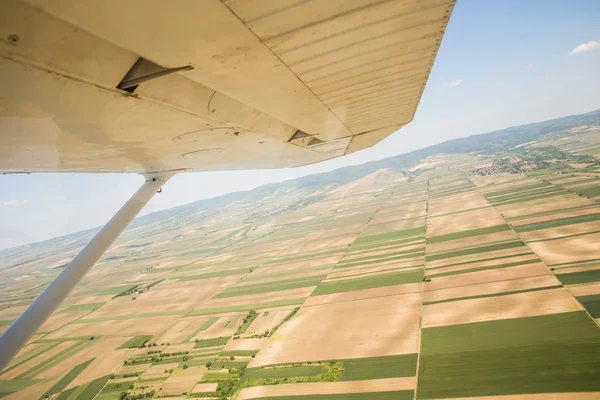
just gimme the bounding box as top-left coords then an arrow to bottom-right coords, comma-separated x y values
0,172 -> 175,371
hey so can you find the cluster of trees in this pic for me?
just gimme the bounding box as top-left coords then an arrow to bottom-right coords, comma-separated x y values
216,380 -> 236,397
139,342 -> 165,348
119,390 -> 155,400
242,310 -> 257,324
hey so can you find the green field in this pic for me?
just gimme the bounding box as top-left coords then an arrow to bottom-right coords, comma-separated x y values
484,183 -> 550,198
417,312 -> 600,398
341,354 -> 418,381
556,269 -> 600,285
201,371 -> 237,380
18,340 -> 90,379
488,185 -> 562,203
188,298 -> 306,316
0,379 -> 40,397
76,374 -> 112,400
334,250 -> 424,269
574,185 -> 600,198
220,350 -> 259,357
311,270 -> 423,296
427,224 -> 511,244
59,302 -> 105,313
578,294 -> 600,318
423,285 -> 563,305
515,212 -> 600,232
425,240 -> 525,262
43,358 -> 95,397
177,267 -> 252,281
184,316 -> 220,341
245,365 -> 322,379
98,285 -> 138,296
489,189 -> 569,206
426,258 -> 540,278
117,335 -> 154,349
244,392 -> 414,400
194,337 -> 230,348
215,276 -> 325,298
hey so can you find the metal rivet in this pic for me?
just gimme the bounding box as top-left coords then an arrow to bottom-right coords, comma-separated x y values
8,34 -> 19,44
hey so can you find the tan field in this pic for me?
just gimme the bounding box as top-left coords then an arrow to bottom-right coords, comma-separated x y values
427,208 -> 504,236
424,264 -> 551,292
426,257 -> 541,277
45,315 -> 181,338
196,287 -> 315,309
38,311 -> 88,332
423,275 -> 561,303
370,210 -> 426,225
554,264 -> 600,274
244,256 -> 341,279
39,337 -> 129,382
528,232 -> 600,265
72,294 -> 115,304
158,366 -> 206,396
153,317 -> 208,344
427,230 -> 519,254
238,268 -> 329,286
426,246 -> 533,270
118,363 -> 152,375
428,193 -> 490,216
470,174 -> 528,188
342,243 -> 424,261
568,281 -> 600,297
519,221 -> 600,242
246,310 -> 291,335
498,196 -> 592,219
330,256 -> 423,273
192,315 -> 243,341
9,342 -> 43,361
510,209 -> 600,227
325,263 -> 420,280
299,225 -> 365,242
237,377 -> 416,399
67,347 -> 132,389
2,340 -> 77,379
192,382 -> 218,393
304,284 -> 423,307
249,293 -> 421,367
141,363 -> 180,380
1,378 -> 59,400
0,305 -> 27,317
423,288 -> 582,327
323,266 -> 422,283
277,236 -> 356,256
84,277 -> 240,317
223,338 -> 268,351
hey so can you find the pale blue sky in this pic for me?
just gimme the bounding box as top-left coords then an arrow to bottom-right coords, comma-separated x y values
1,0 -> 600,250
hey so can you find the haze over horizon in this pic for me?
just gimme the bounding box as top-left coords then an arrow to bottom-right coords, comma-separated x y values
1,0 -> 599,250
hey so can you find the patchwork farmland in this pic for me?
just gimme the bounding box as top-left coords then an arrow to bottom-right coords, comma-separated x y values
1,111 -> 600,399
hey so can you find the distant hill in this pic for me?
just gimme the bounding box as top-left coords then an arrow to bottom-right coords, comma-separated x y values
3,108 -> 599,255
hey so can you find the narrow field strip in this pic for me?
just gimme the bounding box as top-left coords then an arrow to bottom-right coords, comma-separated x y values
311,270 -> 423,296
425,241 -> 525,262
423,285 -> 563,305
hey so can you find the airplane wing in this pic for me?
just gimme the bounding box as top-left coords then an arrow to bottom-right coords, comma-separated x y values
0,0 -> 454,173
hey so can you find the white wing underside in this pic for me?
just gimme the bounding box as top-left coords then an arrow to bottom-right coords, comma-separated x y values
0,0 -> 454,173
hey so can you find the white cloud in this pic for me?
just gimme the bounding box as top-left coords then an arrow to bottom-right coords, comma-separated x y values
445,79 -> 464,88
569,40 -> 600,55
3,199 -> 28,207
